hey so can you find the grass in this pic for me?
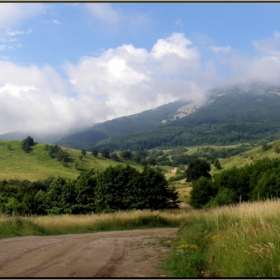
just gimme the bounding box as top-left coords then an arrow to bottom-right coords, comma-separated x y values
0,209 -> 192,239
163,199 -> 280,277
0,140 -> 143,182
170,180 -> 192,204
217,139 -> 280,173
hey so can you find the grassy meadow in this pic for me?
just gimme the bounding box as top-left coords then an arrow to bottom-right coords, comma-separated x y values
1,139 -> 280,206
0,209 -> 189,239
217,139 -> 280,173
163,199 -> 280,277
0,140 -> 143,182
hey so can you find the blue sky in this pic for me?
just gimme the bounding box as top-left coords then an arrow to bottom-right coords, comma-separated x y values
1,3 -> 280,135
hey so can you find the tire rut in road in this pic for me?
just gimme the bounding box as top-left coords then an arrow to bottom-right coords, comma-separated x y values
93,239 -> 127,277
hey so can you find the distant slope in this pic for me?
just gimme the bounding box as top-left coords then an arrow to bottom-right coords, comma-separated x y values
219,139 -> 280,172
0,140 -> 143,182
93,83 -> 280,151
56,99 -> 190,150
0,125 -> 92,145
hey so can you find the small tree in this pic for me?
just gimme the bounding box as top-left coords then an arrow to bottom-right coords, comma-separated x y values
21,136 -> 34,152
214,159 -> 222,170
262,143 -> 271,151
185,159 -> 211,182
92,149 -> 98,157
7,143 -> 11,151
81,149 -> 86,156
101,148 -> 110,158
275,146 -> 280,154
110,152 -> 119,161
190,177 -> 217,208
120,150 -> 132,160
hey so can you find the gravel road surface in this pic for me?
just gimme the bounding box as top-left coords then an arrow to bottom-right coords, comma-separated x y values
0,228 -> 178,277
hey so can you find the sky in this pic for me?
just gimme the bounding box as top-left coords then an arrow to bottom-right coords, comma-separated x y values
1,3 -> 280,136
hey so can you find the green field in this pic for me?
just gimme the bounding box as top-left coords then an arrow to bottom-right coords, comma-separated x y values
218,140 -> 280,172
1,139 -> 280,200
163,199 -> 280,277
0,140 -> 143,182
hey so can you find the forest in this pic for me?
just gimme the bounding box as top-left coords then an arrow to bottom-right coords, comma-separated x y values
93,92 -> 280,151
0,165 -> 179,216
190,157 -> 280,208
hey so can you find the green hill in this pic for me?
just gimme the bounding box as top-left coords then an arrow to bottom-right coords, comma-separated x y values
56,99 -> 189,150
0,140 -> 143,182
93,85 -> 280,151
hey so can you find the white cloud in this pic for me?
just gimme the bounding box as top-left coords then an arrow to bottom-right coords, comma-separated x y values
0,45 -> 7,50
152,33 -> 198,59
0,4 -> 44,52
253,32 -> 280,58
211,33 -> 280,86
210,45 -> 232,53
0,3 -> 46,30
52,19 -> 60,25
84,3 -> 151,35
175,19 -> 184,30
0,62 -> 79,135
85,3 -> 122,25
2,31 -> 280,136
0,32 -> 206,134
63,33 -> 207,125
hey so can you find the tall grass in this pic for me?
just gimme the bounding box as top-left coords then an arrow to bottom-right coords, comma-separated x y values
163,199 -> 280,277
0,209 -> 190,239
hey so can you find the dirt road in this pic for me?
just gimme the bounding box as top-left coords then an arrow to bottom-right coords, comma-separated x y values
0,228 -> 178,277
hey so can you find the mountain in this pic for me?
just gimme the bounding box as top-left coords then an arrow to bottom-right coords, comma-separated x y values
0,131 -> 64,144
56,99 -> 190,149
0,125 -> 92,145
91,82 -> 280,151
4,81 -> 280,152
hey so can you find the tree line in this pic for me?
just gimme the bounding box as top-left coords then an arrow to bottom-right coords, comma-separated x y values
0,165 -> 179,215
188,157 -> 280,208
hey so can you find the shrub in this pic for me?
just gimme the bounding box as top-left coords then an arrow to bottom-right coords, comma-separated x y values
190,177 -> 217,209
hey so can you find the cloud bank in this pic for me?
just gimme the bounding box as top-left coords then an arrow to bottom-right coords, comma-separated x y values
1,31 -> 280,135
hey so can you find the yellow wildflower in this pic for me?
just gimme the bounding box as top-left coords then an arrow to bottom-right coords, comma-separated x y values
211,235 -> 219,242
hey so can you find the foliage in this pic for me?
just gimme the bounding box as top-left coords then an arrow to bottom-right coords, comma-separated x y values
44,144 -> 69,163
0,164 -> 179,215
110,152 -> 119,161
213,159 -> 222,170
94,165 -> 179,212
101,148 -> 110,158
262,143 -> 272,151
21,136 -> 34,152
185,159 -> 211,182
91,149 -> 98,157
81,149 -> 86,156
171,153 -> 196,166
194,145 -> 252,162
168,170 -> 186,183
275,146 -> 280,154
190,158 -> 280,208
190,177 -> 217,209
120,150 -> 132,160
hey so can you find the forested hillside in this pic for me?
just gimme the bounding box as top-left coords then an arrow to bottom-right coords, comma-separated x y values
56,100 -> 189,149
93,85 -> 280,151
